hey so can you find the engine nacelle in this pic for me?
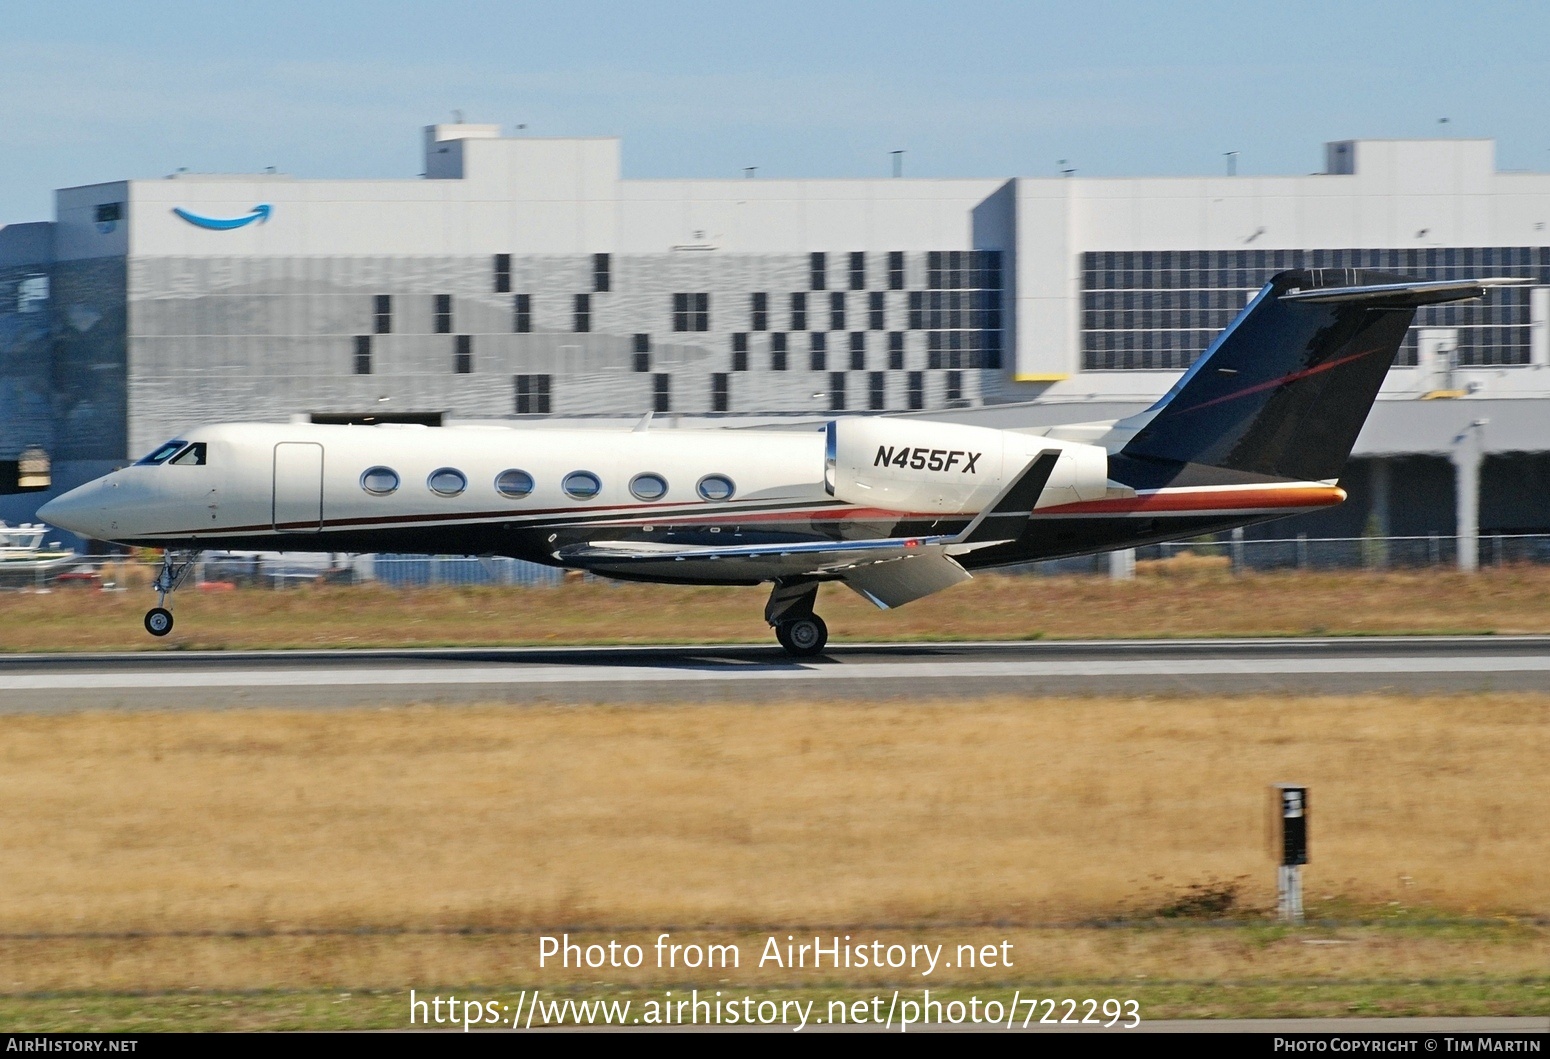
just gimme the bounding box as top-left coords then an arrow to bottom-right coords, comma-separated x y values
824,418 -> 1109,515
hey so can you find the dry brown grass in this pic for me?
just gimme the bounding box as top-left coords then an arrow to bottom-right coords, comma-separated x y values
0,694 -> 1544,993
9,563 -> 1550,650
4,695 -> 1541,928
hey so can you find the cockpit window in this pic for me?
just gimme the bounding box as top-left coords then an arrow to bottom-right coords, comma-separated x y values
168,442 -> 207,466
135,439 -> 188,466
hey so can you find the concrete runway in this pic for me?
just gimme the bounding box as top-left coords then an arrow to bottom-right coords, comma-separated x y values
2,635 -> 1550,710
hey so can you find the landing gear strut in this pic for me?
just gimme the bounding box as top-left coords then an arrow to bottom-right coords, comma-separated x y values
766,579 -> 828,658
145,549 -> 199,637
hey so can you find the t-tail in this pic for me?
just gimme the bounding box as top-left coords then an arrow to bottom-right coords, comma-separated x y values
1111,269 -> 1528,490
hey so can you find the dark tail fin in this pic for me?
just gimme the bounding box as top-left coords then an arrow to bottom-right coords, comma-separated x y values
1119,269 -> 1515,483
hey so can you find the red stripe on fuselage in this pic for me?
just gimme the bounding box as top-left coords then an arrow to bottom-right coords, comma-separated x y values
1039,484 -> 1345,516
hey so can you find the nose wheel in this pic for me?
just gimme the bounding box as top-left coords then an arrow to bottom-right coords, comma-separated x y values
144,607 -> 174,637
144,549 -> 199,638
774,615 -> 828,657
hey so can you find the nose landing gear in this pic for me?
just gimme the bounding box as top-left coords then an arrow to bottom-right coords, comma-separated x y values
766,578 -> 829,658
145,549 -> 199,637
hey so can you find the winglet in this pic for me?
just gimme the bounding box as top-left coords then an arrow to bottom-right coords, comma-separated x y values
953,452 -> 1061,546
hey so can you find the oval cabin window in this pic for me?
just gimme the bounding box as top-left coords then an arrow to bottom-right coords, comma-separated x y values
696,474 -> 736,502
495,469 -> 535,499
629,473 -> 668,501
428,468 -> 468,497
360,466 -> 401,496
562,471 -> 602,500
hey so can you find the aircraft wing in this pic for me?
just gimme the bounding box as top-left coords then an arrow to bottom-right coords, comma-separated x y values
554,453 -> 1062,608
557,535 -> 973,606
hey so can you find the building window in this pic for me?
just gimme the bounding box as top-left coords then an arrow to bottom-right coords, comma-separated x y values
353,335 -> 372,375
948,329 -> 963,369
494,254 -> 511,293
907,370 -> 924,410
374,294 -> 392,334
849,251 -> 866,290
435,294 -> 452,334
789,292 -> 806,331
653,373 -> 671,412
888,331 -> 904,370
867,291 -> 885,331
946,370 -> 962,402
829,371 -> 846,411
1076,245 -> 1541,371
515,374 -> 552,413
908,291 -> 924,330
574,294 -> 590,333
771,333 -> 788,371
94,202 -> 122,224
712,372 -> 730,412
731,333 -> 748,371
849,332 -> 865,371
751,292 -> 768,331
829,292 -> 846,331
927,251 -> 943,290
673,293 -> 709,331
513,294 -> 532,333
888,251 -> 905,290
869,371 -> 886,410
633,333 -> 650,373
593,253 -> 611,292
455,334 -> 472,374
928,331 -> 943,369
984,329 -> 1002,370
810,252 -> 827,290
810,332 -> 827,371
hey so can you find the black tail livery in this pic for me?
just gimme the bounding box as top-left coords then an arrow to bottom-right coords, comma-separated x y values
1114,269 -> 1524,488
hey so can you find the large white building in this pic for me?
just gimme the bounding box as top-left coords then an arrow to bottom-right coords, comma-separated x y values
4,125 -> 1550,546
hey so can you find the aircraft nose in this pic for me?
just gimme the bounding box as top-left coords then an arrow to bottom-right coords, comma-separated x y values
37,483 -> 109,539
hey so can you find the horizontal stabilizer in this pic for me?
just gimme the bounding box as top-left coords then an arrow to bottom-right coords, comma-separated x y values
1279,276 -> 1531,307
840,550 -> 971,609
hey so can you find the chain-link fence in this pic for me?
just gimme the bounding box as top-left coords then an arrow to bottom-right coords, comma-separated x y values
1022,533 -> 1550,575
5,535 -> 1550,592
0,552 -> 565,592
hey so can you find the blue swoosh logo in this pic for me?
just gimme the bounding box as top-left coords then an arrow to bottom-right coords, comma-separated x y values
172,204 -> 272,230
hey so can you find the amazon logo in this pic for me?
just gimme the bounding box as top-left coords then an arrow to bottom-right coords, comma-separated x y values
874,446 -> 981,473
172,204 -> 272,231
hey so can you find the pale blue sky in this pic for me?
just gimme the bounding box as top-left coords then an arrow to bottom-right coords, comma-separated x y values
4,0 -> 1548,224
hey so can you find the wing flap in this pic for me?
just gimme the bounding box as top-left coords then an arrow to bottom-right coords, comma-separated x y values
839,550 -> 971,609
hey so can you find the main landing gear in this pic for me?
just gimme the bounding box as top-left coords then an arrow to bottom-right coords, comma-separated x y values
766,579 -> 828,658
144,549 -> 199,637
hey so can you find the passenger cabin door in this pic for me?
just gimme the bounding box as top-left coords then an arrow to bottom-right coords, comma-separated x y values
273,443 -> 324,533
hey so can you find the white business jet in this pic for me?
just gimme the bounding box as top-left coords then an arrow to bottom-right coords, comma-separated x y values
39,270 -> 1524,656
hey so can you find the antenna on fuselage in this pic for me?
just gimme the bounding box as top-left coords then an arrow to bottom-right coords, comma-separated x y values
633,411 -> 654,433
